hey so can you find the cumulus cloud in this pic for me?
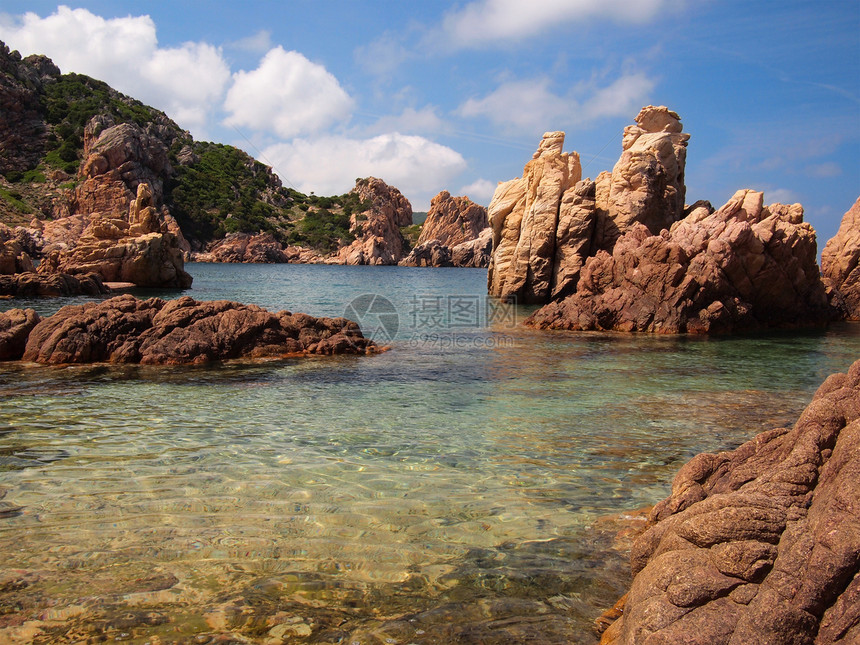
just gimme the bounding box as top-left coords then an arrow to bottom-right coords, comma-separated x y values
441,0 -> 679,48
458,73 -> 654,132
223,46 -> 354,139
261,134 -> 467,202
0,5 -> 230,135
458,179 -> 500,205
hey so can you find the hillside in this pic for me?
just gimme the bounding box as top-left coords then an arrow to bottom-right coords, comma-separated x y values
0,41 -> 376,254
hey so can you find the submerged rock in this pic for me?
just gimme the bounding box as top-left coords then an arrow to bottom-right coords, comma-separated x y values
821,197 -> 860,320
20,294 -> 378,364
600,359 -> 860,644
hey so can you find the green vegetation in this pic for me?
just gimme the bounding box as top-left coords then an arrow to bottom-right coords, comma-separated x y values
401,224 -> 422,248
0,187 -> 33,214
41,73 -> 161,173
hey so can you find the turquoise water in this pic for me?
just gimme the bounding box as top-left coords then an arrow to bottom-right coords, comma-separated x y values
1,263 -> 858,644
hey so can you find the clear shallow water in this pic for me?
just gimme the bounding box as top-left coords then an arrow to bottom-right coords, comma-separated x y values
1,263 -> 859,644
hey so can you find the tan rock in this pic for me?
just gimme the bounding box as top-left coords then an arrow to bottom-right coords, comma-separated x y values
335,177 -> 412,265
821,197 -> 860,320
418,191 -> 488,248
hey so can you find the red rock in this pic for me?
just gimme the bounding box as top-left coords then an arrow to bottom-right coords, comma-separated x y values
336,177 -> 412,265
821,197 -> 860,320
527,190 -> 832,333
21,294 -> 377,364
418,191 -> 488,248
0,307 -> 40,360
600,360 -> 860,644
195,232 -> 288,263
0,271 -> 109,298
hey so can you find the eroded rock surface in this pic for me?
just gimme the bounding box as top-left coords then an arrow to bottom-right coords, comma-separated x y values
822,197 -> 860,320
0,307 -> 40,360
601,360 -> 860,644
336,177 -> 412,265
21,294 -> 377,364
195,233 -> 288,263
0,271 -> 108,298
419,191 -> 488,248
527,190 -> 831,333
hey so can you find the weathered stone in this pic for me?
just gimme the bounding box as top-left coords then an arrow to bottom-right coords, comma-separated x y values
821,197 -> 860,320
527,190 -> 832,334
0,223 -> 35,274
451,227 -> 493,268
21,294 -> 378,364
0,271 -> 109,298
418,191 -> 488,248
195,232 -> 288,263
600,360 -> 860,645
398,239 -> 453,267
0,307 -> 40,360
336,177 -> 412,265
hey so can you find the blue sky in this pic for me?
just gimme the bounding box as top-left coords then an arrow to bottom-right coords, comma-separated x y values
0,1 -> 857,242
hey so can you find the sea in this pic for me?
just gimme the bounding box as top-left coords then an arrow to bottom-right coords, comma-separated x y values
1,263 -> 858,644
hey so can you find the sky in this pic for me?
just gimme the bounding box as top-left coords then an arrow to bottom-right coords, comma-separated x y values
0,1 -> 857,242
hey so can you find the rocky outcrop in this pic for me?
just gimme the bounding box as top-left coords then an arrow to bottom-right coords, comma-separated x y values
596,105 -> 689,250
0,43 -> 58,175
418,191 -> 488,248
284,245 -> 326,264
40,182 -> 192,288
488,107 -> 691,305
527,190 -> 831,333
0,307 -> 40,360
399,239 -> 453,267
0,271 -> 108,298
488,131 -> 583,303
451,227 -> 493,268
19,294 -> 378,364
336,177 -> 412,265
821,197 -> 860,320
600,360 -> 860,644
194,233 -> 288,263
0,223 -> 35,274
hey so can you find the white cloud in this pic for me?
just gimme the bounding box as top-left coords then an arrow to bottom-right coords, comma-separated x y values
0,6 -> 230,135
441,0 -> 679,48
228,29 -> 273,54
223,46 -> 354,139
458,179 -> 499,205
458,73 -> 654,132
354,33 -> 411,77
261,134 -> 467,204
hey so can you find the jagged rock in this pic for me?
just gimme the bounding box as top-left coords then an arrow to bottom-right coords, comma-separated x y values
821,197 -> 860,320
336,177 -> 412,265
0,223 -> 35,274
0,271 -> 109,298
398,239 -> 453,267
488,131 -> 582,303
451,227 -> 493,268
0,307 -> 41,360
41,182 -> 192,288
195,233 -> 288,263
284,245 -> 325,264
418,191 -> 488,248
21,294 -> 378,364
595,105 -> 689,250
601,360 -> 860,645
527,190 -> 831,333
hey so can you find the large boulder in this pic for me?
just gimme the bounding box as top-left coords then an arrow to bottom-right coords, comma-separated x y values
527,190 -> 832,333
0,307 -> 41,360
821,197 -> 860,320
418,191 -> 488,248
21,294 -> 378,364
487,131 -> 583,303
451,227 -> 493,268
0,223 -> 35,274
336,177 -> 412,265
0,271 -> 108,298
600,360 -> 860,644
398,239 -> 453,267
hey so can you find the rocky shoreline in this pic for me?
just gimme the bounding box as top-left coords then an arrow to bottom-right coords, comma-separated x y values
0,294 -> 378,364
598,359 -> 860,644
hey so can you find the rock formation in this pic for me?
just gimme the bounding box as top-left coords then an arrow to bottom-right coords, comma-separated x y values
0,223 -> 35,274
600,359 -> 860,644
0,307 -> 40,360
419,191 -> 488,248
528,190 -> 831,333
18,294 -> 378,364
487,108 -> 690,305
40,182 -> 192,288
0,271 -> 108,298
399,191 -> 490,268
336,177 -> 412,265
194,232 -> 288,263
821,197 -> 860,320
488,131 -> 583,303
